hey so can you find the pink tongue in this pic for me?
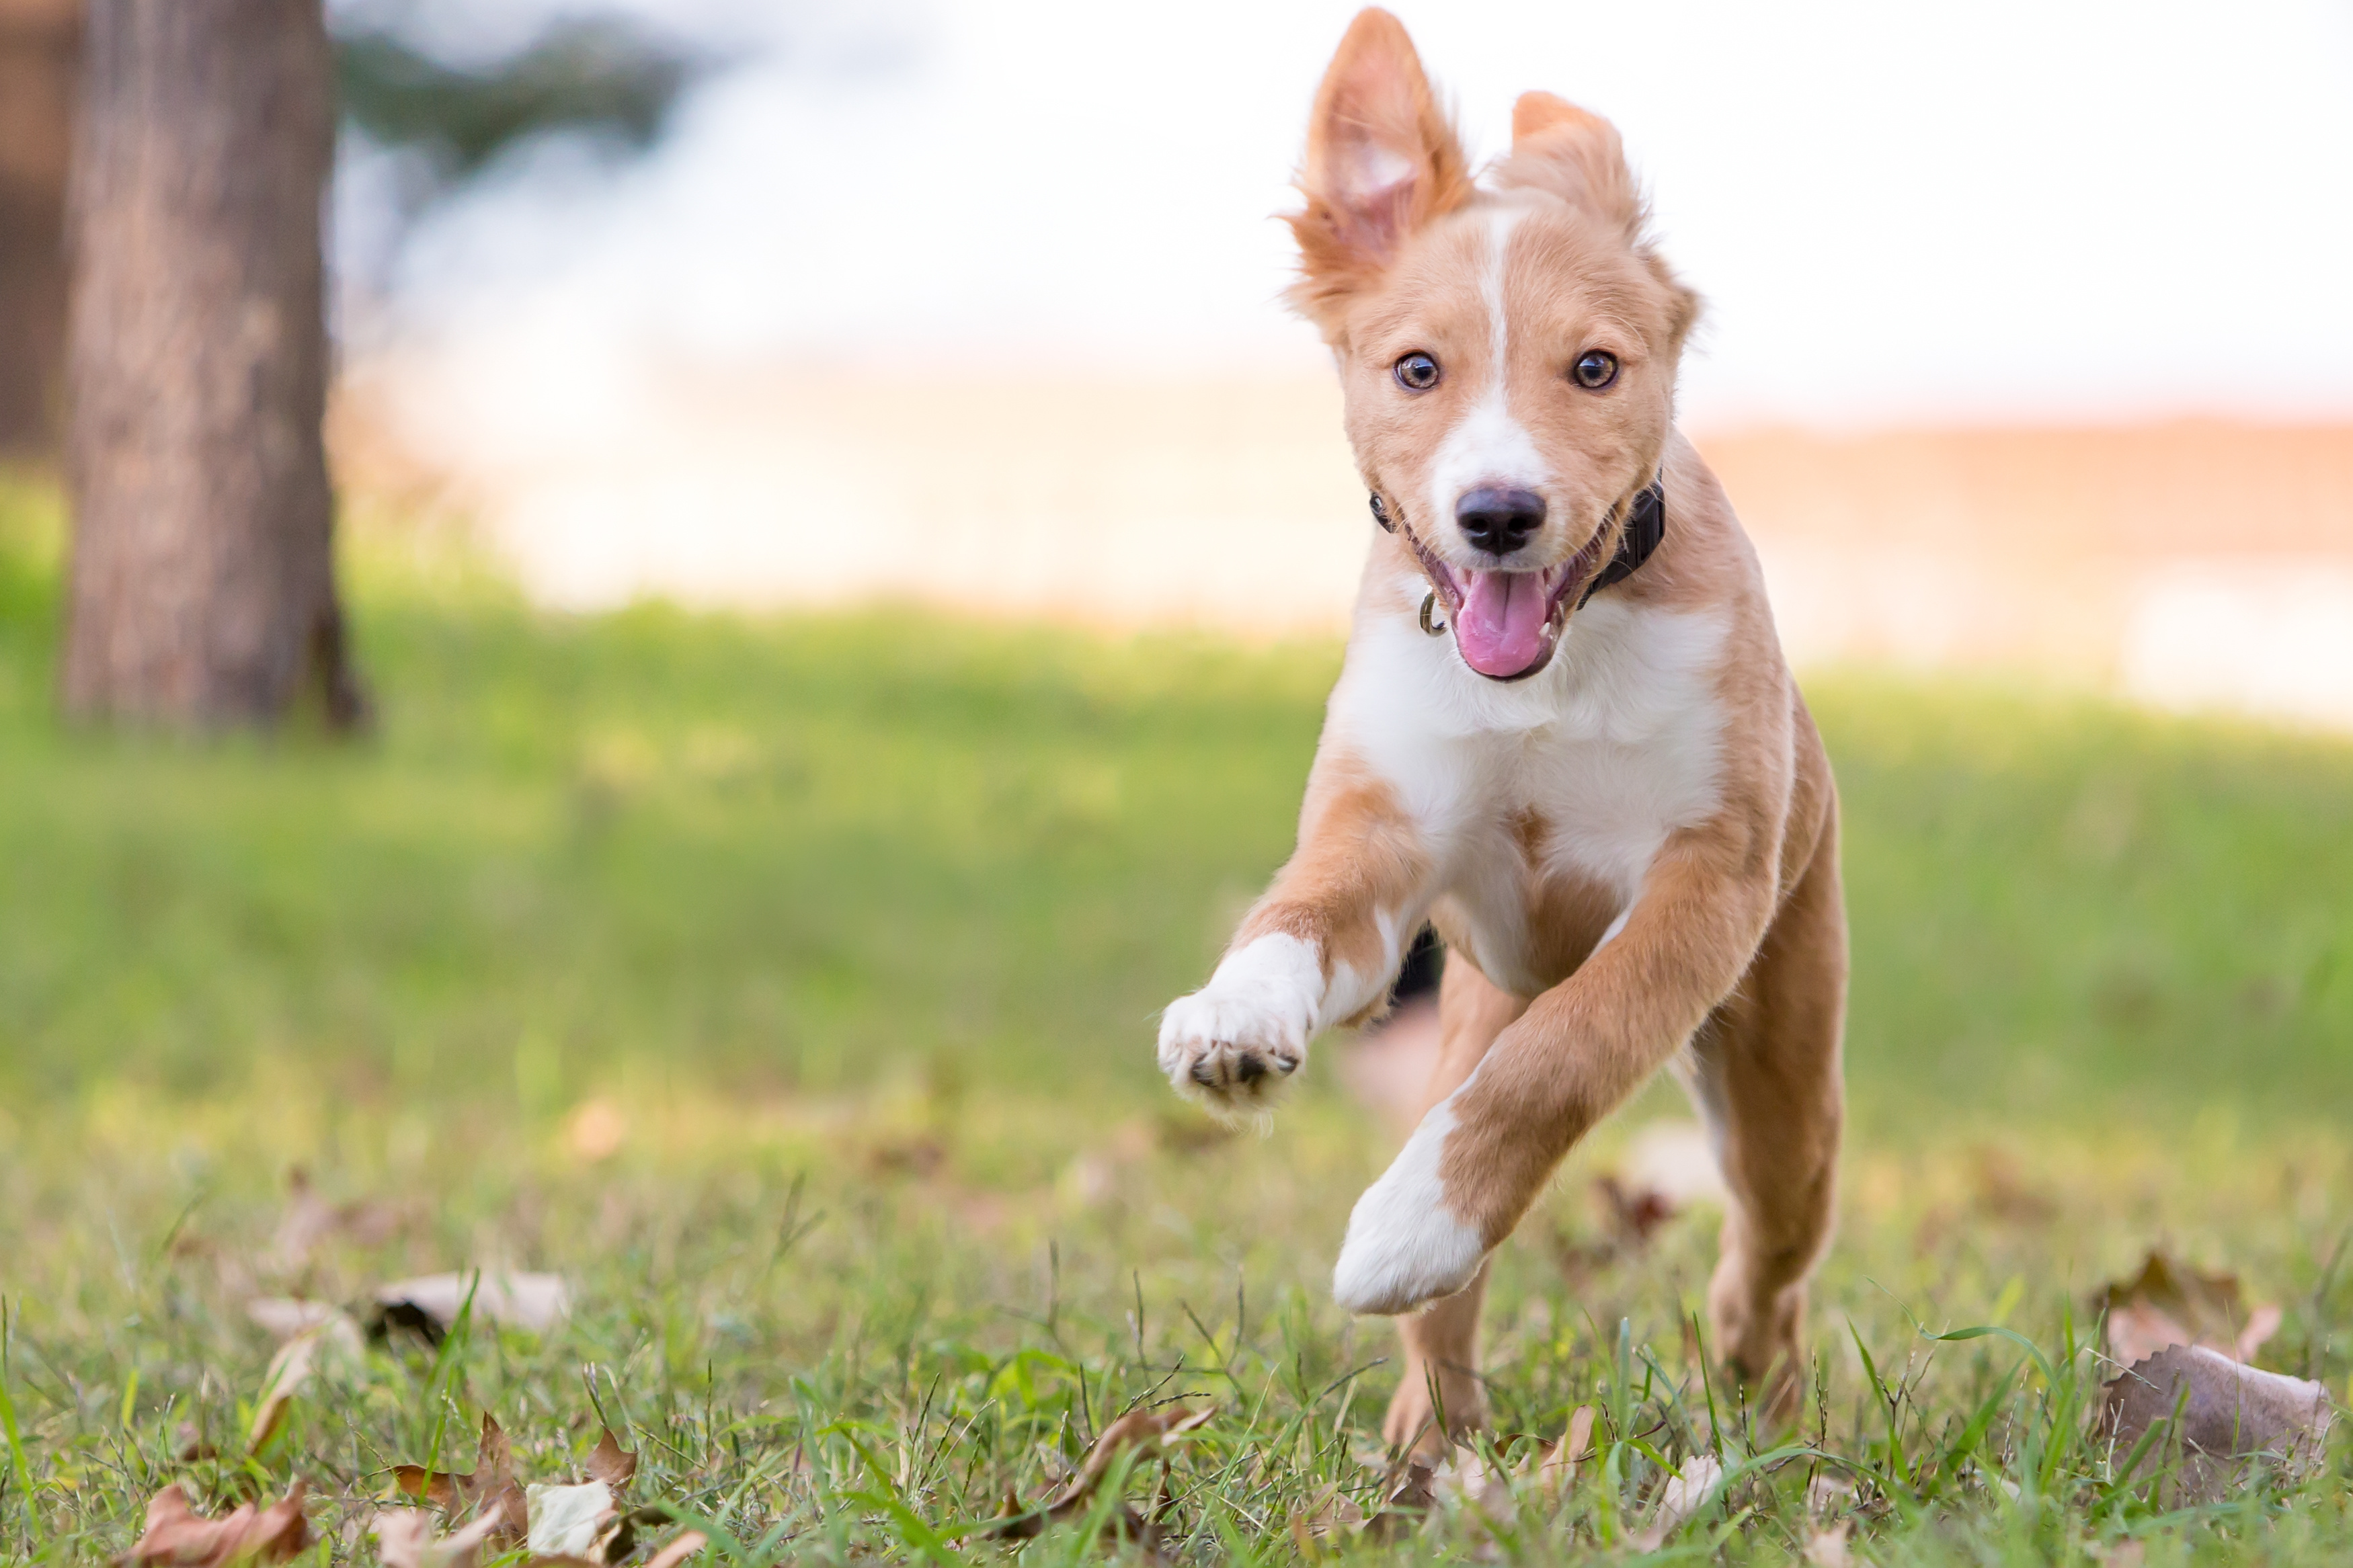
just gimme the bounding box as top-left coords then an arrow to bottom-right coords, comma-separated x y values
1453,571 -> 1552,677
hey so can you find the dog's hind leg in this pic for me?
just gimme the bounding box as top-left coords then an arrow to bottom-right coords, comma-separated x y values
1687,801 -> 1846,1423
1380,958 -> 1527,1456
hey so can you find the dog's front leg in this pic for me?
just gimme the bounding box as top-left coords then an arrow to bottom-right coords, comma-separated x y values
1332,825 -> 1775,1314
1158,762 -> 1431,1123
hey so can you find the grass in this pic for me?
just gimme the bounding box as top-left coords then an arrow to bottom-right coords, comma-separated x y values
1,475 -> 2348,1563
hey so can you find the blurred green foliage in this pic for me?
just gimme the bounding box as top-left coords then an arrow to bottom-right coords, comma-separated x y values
2,473 -> 2348,1133
334,9 -> 698,182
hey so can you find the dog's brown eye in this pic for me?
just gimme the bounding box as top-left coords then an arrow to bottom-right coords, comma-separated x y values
1393,352 -> 1440,391
1571,351 -> 1620,390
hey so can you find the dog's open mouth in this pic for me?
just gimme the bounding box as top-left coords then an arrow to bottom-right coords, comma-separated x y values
1406,528 -> 1613,682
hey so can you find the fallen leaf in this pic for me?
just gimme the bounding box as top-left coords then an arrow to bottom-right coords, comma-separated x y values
2100,1251 -> 2280,1368
118,1482 -> 309,1566
526,1481 -> 613,1557
246,1319 -> 357,1452
1536,1405 -> 1597,1493
393,1412 -> 529,1542
584,1426 -> 637,1488
374,1509 -> 504,1568
245,1297 -> 362,1345
986,1403 -> 1213,1539
372,1272 -> 571,1335
2100,1344 -> 2334,1503
1359,1458 -> 1437,1542
1631,1453 -> 1723,1551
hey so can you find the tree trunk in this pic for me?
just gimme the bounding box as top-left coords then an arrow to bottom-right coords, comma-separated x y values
0,0 -> 77,456
61,0 -> 364,729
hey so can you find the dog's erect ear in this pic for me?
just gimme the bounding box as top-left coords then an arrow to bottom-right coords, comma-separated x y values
1285,9 -> 1472,334
1494,90 -> 1642,241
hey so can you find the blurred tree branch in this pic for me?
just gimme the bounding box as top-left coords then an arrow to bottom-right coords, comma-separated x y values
334,11 -> 701,189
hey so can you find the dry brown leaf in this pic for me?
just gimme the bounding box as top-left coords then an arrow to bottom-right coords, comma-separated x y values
118,1482 -> 309,1566
986,1403 -> 1213,1539
2100,1343 -> 2334,1503
245,1297 -> 359,1344
584,1426 -> 637,1488
373,1272 -> 571,1335
245,1309 -> 364,1452
1359,1458 -> 1437,1542
1537,1405 -> 1598,1492
393,1412 -> 529,1542
2100,1251 -> 2281,1368
374,1509 -> 504,1568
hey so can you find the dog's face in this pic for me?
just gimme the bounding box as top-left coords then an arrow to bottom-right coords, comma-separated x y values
1287,10 -> 1699,680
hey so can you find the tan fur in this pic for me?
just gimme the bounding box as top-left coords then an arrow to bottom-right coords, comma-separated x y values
1237,758 -> 1430,1010
1164,9 -> 1847,1452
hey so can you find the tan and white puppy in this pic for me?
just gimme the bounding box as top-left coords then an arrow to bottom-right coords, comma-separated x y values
1156,9 -> 1846,1452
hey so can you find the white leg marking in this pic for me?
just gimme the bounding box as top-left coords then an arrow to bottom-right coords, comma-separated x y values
1332,1086 -> 1488,1315
1157,933 -> 1322,1121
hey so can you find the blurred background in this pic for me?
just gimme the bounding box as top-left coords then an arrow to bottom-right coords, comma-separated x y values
3,0 -> 2350,1175
341,0 -> 2353,721
3,5 -> 2352,1557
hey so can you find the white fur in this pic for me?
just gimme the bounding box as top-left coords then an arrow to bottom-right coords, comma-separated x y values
1425,208 -> 1547,545
1332,1084 -> 1488,1314
1326,593 -> 1728,997
1157,932 -> 1324,1112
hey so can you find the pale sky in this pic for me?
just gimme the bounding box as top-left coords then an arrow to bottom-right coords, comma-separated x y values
372,0 -> 2353,428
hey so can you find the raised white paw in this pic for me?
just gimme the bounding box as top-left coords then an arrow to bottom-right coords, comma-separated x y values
1331,1102 -> 1488,1315
1156,934 -> 1320,1121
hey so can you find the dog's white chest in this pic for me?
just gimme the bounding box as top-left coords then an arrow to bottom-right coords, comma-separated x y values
1328,595 -> 1730,991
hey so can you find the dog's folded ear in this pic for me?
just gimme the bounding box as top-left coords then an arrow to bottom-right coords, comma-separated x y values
1498,90 -> 1702,354
1285,7 -> 1472,334
1494,91 -> 1643,241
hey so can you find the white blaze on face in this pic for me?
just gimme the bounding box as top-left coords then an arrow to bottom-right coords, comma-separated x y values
1425,205 -> 1548,547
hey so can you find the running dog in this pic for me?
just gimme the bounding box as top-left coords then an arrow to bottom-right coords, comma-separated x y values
1155,8 -> 1845,1452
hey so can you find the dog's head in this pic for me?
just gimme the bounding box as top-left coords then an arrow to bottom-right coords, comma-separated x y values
1287,9 -> 1700,681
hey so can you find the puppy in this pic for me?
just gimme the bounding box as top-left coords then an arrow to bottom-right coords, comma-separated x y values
1156,9 -> 1845,1452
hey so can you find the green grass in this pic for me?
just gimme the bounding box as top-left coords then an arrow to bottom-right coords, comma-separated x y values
1,477 -> 2348,1564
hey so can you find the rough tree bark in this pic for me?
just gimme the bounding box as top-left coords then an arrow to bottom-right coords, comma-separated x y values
0,0 -> 77,455
61,0 -> 364,729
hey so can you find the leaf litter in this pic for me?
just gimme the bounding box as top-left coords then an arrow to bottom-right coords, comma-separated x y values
2099,1249 -> 2282,1367
117,1483 -> 310,1567
983,1401 -> 1213,1552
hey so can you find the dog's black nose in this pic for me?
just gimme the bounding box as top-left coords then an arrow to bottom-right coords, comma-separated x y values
1455,487 -> 1546,556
